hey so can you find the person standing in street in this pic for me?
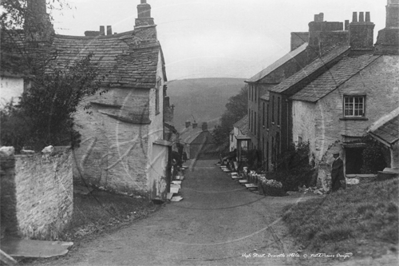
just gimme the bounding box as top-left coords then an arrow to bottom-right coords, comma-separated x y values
330,151 -> 345,192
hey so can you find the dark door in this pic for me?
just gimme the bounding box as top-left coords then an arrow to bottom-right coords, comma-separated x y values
345,148 -> 364,174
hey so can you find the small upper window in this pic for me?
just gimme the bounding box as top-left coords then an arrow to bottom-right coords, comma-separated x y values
344,96 -> 365,117
155,78 -> 162,115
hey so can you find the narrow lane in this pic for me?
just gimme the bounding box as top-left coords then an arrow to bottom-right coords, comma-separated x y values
43,160 -> 304,266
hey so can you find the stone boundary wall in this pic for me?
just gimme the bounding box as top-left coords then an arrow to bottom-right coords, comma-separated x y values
0,152 -> 19,238
0,147 -> 73,240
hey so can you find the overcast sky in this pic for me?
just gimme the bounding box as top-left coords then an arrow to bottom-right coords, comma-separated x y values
52,0 -> 386,81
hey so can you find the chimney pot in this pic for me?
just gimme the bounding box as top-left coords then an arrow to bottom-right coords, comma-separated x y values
359,12 -> 365,22
366,12 -> 371,22
202,122 -> 208,131
352,12 -> 358,23
314,13 -> 324,22
141,0 -> 147,3
107,25 -> 112,35
99,26 -> 105,36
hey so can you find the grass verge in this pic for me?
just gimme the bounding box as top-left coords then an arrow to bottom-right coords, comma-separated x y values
20,187 -> 161,265
282,177 -> 398,260
61,188 -> 161,241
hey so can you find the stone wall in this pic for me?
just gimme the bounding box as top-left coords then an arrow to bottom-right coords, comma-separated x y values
14,148 -> 72,240
0,152 -> 19,238
73,88 -> 150,195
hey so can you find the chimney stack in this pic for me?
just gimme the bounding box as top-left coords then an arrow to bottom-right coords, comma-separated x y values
359,12 -> 365,23
202,122 -> 208,131
290,32 -> 309,51
185,121 -> 191,128
345,20 -> 350,30
107,25 -> 112,35
192,121 -> 198,129
349,11 -> 375,52
375,0 -> 399,54
386,0 -> 399,28
135,0 -> 154,27
25,0 -> 54,45
100,26 -> 105,36
308,13 -> 346,53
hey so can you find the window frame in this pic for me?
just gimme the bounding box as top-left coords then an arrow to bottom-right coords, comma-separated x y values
155,78 -> 162,115
343,94 -> 366,118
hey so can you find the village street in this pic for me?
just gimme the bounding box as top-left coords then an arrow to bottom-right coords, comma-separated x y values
32,160 -> 312,266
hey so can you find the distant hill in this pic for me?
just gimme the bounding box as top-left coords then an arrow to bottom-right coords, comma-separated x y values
167,78 -> 246,131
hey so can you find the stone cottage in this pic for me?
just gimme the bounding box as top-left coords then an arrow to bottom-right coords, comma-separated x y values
1,0 -> 173,200
246,12 -> 349,171
368,107 -> 399,172
179,122 -> 218,160
290,1 -> 399,176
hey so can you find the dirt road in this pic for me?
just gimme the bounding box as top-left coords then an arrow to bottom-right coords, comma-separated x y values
36,160 -> 311,266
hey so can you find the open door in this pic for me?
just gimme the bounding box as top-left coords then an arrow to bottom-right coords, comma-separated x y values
149,140 -> 172,201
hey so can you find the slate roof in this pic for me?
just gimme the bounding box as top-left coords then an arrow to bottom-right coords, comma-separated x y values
368,107 -> 399,146
233,115 -> 249,136
179,127 -> 205,144
270,45 -> 351,94
291,54 -> 380,102
51,26 -> 165,89
246,43 -> 308,83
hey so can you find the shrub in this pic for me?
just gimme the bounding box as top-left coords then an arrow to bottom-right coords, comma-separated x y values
272,142 -> 314,191
360,135 -> 387,174
0,54 -> 106,152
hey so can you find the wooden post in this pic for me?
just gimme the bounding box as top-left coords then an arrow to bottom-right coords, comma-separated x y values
0,249 -> 17,265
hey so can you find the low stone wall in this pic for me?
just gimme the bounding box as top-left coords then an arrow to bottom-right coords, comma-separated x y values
0,152 -> 19,238
0,147 -> 73,240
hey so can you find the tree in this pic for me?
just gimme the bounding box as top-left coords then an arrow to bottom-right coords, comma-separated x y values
0,0 -> 69,75
0,53 -> 106,152
212,85 -> 248,151
0,1 -> 107,151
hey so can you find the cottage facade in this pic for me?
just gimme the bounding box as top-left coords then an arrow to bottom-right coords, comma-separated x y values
368,107 -> 399,170
1,0 -> 173,200
290,1 -> 399,176
230,115 -> 249,152
179,122 -> 218,160
0,72 -> 25,107
246,12 -> 350,171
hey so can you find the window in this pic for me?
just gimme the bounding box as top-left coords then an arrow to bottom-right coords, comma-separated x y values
277,97 -> 280,126
249,86 -> 252,102
271,95 -> 275,123
262,102 -> 265,126
344,95 -> 365,117
266,141 -> 269,171
254,112 -> 257,136
248,109 -> 251,130
155,78 -> 162,115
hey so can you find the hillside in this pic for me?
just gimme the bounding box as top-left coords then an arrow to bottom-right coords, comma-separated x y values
167,78 -> 245,131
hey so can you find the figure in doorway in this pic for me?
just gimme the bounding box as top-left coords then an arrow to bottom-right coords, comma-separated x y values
330,151 -> 346,192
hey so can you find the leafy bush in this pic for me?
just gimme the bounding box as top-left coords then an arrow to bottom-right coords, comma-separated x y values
360,135 -> 387,174
271,142 -> 314,191
0,54 -> 106,152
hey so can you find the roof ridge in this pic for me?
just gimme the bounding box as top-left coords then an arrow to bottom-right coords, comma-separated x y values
55,30 -> 134,40
368,107 -> 399,133
245,43 -> 308,83
270,45 -> 351,94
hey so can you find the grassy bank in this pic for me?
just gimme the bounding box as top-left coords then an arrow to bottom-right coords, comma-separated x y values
61,188 -> 161,241
283,177 -> 398,259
